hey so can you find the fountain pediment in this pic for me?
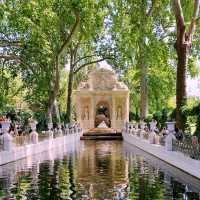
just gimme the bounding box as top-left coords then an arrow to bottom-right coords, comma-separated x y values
78,68 -> 128,91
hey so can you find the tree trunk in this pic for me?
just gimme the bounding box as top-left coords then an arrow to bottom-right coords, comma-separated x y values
47,56 -> 60,123
53,99 -> 61,124
47,110 -> 52,124
140,61 -> 148,119
172,0 -> 200,130
66,66 -> 74,122
140,37 -> 148,119
175,42 -> 187,130
139,15 -> 149,120
47,91 -> 55,124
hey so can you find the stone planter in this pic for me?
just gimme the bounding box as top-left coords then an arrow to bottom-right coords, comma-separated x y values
1,121 -> 10,133
166,121 -> 176,132
30,122 -> 37,131
47,123 -> 53,139
149,131 -> 156,144
140,123 -> 145,130
29,122 -> 38,144
57,124 -> 63,136
0,121 -> 13,151
48,123 -> 53,130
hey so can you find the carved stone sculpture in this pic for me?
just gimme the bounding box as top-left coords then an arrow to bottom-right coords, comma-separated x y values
83,106 -> 89,120
116,106 -> 122,120
79,82 -> 90,89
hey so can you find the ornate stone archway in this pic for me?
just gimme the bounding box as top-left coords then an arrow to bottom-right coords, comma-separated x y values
74,68 -> 129,130
95,101 -> 111,127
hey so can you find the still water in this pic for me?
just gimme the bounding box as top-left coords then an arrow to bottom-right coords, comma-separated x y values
0,141 -> 200,200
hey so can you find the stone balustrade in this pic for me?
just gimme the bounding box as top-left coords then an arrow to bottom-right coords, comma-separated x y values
123,122 -> 174,148
0,121 -> 82,165
0,122 -> 83,153
123,122 -> 200,160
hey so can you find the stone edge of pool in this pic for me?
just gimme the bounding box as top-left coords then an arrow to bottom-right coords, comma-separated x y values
123,133 -> 200,180
0,134 -> 80,166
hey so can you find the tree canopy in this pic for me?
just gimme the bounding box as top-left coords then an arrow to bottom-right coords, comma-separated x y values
0,0 -> 200,132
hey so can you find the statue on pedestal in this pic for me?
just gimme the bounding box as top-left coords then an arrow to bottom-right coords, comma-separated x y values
57,124 -> 63,136
150,119 -> 157,131
165,132 -> 176,151
116,106 -> 122,120
47,123 -> 54,139
29,119 -> 38,144
83,106 -> 89,120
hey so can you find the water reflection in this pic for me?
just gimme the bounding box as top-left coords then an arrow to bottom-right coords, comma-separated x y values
0,141 -> 199,200
75,141 -> 128,199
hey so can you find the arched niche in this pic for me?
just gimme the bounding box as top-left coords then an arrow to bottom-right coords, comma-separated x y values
95,101 -> 111,127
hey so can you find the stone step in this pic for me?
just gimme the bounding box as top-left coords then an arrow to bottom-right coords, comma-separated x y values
80,135 -> 123,140
83,132 -> 122,137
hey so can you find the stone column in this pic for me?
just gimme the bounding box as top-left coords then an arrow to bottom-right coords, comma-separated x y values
111,95 -> 116,129
76,96 -> 81,123
90,96 -> 95,129
125,92 -> 129,123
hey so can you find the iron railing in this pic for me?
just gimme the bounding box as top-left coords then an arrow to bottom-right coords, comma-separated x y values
172,140 -> 200,160
126,128 -> 200,160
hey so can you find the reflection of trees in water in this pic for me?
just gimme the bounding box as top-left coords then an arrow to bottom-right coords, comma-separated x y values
1,142 -> 199,200
68,153 -> 77,200
128,158 -> 165,199
127,153 -> 200,200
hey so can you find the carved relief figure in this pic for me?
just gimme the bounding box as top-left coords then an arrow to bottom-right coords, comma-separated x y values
93,73 -> 116,90
115,82 -> 128,90
79,82 -> 90,89
83,106 -> 89,120
116,106 -> 122,120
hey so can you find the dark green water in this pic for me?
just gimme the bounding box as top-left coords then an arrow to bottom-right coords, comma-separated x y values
0,141 -> 200,200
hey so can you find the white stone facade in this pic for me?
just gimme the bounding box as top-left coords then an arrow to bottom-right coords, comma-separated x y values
74,68 -> 129,130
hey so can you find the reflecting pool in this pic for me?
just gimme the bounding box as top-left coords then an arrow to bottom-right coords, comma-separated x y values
0,141 -> 200,200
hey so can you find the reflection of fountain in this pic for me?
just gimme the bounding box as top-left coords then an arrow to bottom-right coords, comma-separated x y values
75,141 -> 128,199
89,184 -> 94,199
32,162 -> 40,186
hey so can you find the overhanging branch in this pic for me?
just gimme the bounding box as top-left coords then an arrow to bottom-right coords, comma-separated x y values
73,57 -> 114,74
172,0 -> 185,28
72,53 -> 99,67
146,0 -> 155,16
188,0 -> 200,40
57,13 -> 80,57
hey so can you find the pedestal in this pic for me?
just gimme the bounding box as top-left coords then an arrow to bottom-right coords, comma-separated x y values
47,123 -> 54,139
30,122 -> 38,144
1,121 -> 13,151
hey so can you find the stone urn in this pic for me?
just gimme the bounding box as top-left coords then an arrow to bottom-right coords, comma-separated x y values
140,123 -> 145,130
48,123 -> 53,130
1,121 -> 10,133
29,121 -> 38,144
140,129 -> 146,139
165,131 -> 176,151
47,123 -> 53,139
166,121 -> 176,133
57,124 -> 63,136
149,131 -> 156,144
65,124 -> 69,135
0,120 -> 13,151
